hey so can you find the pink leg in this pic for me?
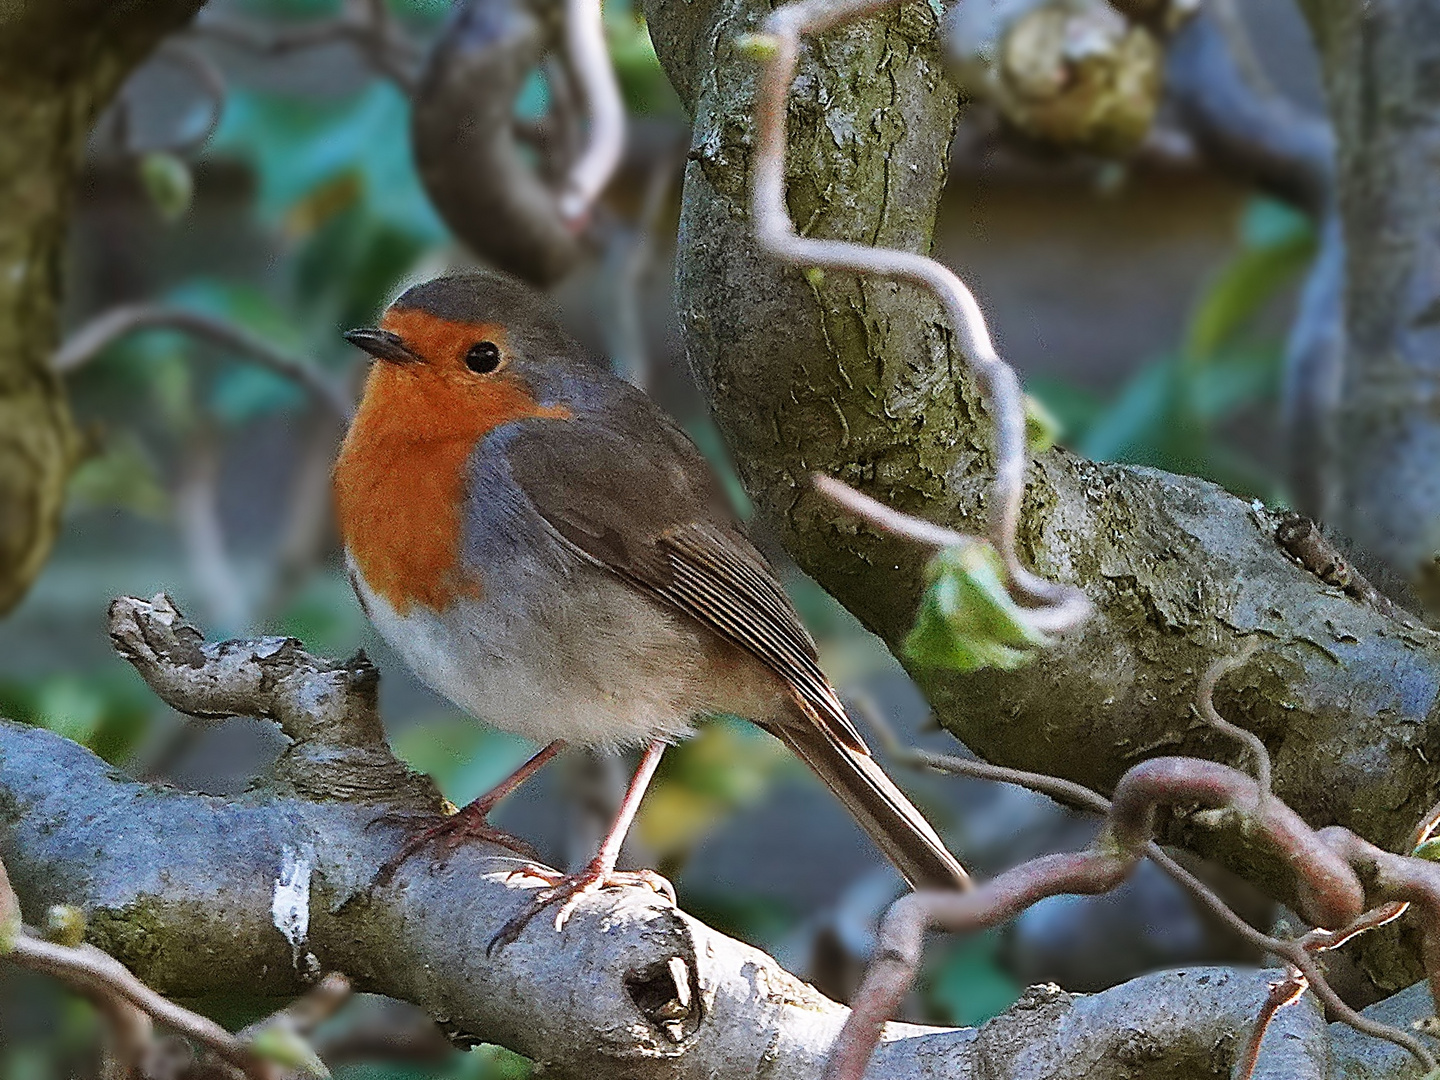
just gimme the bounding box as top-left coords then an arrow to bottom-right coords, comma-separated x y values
375,740 -> 566,886
489,740 -> 674,952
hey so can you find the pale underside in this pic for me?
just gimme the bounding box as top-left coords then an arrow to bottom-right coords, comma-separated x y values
349,550 -> 791,749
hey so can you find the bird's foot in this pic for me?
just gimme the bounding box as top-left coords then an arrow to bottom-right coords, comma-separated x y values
373,799 -> 540,887
488,860 -> 676,954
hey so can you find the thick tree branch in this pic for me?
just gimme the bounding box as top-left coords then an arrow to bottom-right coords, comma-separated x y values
4,595 -> 1423,1079
0,706 -> 1377,1078
642,0 -> 1440,986
1298,0 -> 1440,615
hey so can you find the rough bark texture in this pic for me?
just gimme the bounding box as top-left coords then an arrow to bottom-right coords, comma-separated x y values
0,719 -> 1379,1079
641,0 -> 1440,982
1297,0 -> 1440,614
0,0 -> 204,614
0,594 -> 1365,1080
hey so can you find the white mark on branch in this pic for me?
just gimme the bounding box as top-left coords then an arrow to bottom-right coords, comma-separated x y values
272,846 -> 315,973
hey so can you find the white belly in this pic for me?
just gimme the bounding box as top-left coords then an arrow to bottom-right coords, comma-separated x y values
350,555 -> 778,748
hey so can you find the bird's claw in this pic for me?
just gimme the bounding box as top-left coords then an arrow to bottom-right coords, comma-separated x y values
372,802 -> 540,888
487,863 -> 676,954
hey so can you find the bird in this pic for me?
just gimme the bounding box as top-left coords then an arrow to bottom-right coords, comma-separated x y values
333,269 -> 969,944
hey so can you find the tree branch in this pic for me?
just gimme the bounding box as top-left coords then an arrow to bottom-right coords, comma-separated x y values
1295,0 -> 1440,613
53,304 -> 353,421
642,0 -> 1440,987
5,596 -> 1422,1079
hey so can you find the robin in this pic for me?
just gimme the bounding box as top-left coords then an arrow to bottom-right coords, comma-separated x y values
334,269 -> 969,944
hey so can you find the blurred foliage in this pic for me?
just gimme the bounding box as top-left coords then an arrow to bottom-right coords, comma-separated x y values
390,716 -> 536,807
923,930 -> 1020,1027
334,1046 -> 531,1080
1030,197 -> 1314,502
0,673 -> 157,765
642,716 -> 788,865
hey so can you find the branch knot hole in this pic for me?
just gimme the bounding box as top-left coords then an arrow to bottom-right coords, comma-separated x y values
625,952 -> 702,1044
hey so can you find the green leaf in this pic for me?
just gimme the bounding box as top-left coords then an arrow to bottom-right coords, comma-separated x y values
1076,358 -> 1179,464
1240,196 -> 1312,249
610,17 -> 684,116
1414,838 -> 1440,862
1023,393 -> 1062,453
138,151 -> 194,222
903,543 -> 1052,673
42,905 -> 86,948
1184,229 -> 1314,359
925,930 -> 1019,1025
247,1027 -> 329,1078
67,434 -> 169,518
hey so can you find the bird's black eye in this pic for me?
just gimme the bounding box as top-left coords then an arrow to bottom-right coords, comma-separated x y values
465,340 -> 503,374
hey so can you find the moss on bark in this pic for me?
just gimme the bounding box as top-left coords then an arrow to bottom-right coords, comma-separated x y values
0,0 -> 205,614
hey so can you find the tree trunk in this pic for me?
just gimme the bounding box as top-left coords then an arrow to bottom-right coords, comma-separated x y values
0,0 -> 205,614
1299,0 -> 1440,615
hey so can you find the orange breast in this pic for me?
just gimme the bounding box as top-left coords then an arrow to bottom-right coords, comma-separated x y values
334,314 -> 569,615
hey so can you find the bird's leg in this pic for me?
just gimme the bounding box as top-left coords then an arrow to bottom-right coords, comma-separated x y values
374,739 -> 567,886
489,739 -> 674,953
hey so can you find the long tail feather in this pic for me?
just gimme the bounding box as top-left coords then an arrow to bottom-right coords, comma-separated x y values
774,697 -> 970,891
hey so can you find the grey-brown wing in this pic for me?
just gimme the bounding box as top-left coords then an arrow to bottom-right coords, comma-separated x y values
502,411 -> 865,751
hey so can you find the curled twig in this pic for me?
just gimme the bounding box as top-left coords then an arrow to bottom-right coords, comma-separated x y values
745,0 -> 1088,635
53,303 -> 353,420
1195,641 -> 1271,798
557,0 -> 626,223
846,692 -> 1440,1077
412,0 -> 585,285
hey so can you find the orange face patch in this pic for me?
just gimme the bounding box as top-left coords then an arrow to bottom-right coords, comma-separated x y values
334,308 -> 570,615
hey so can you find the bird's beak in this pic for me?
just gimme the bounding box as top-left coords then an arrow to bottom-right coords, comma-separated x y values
343,327 -> 420,364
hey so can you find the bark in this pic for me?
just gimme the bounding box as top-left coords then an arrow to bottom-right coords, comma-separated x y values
0,0 -> 204,614
0,595 -> 1429,1077
1297,0 -> 1440,613
641,0 -> 1440,973
0,718 -> 1349,1079
0,589 -> 1384,1080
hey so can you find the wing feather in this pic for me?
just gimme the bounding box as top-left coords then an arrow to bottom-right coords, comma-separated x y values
500,407 -> 863,750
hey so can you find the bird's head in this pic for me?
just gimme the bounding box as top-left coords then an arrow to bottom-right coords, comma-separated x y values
343,270 -> 584,441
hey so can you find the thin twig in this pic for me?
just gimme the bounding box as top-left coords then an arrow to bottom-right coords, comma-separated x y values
151,40 -> 227,154
848,691 -> 1111,815
558,0 -> 626,222
606,149 -> 684,389
8,933 -> 273,1078
53,304 -> 353,420
850,691 -> 1440,1075
1195,640 -> 1271,799
1228,966 -> 1308,1080
174,428 -> 250,633
746,0 -> 1089,635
